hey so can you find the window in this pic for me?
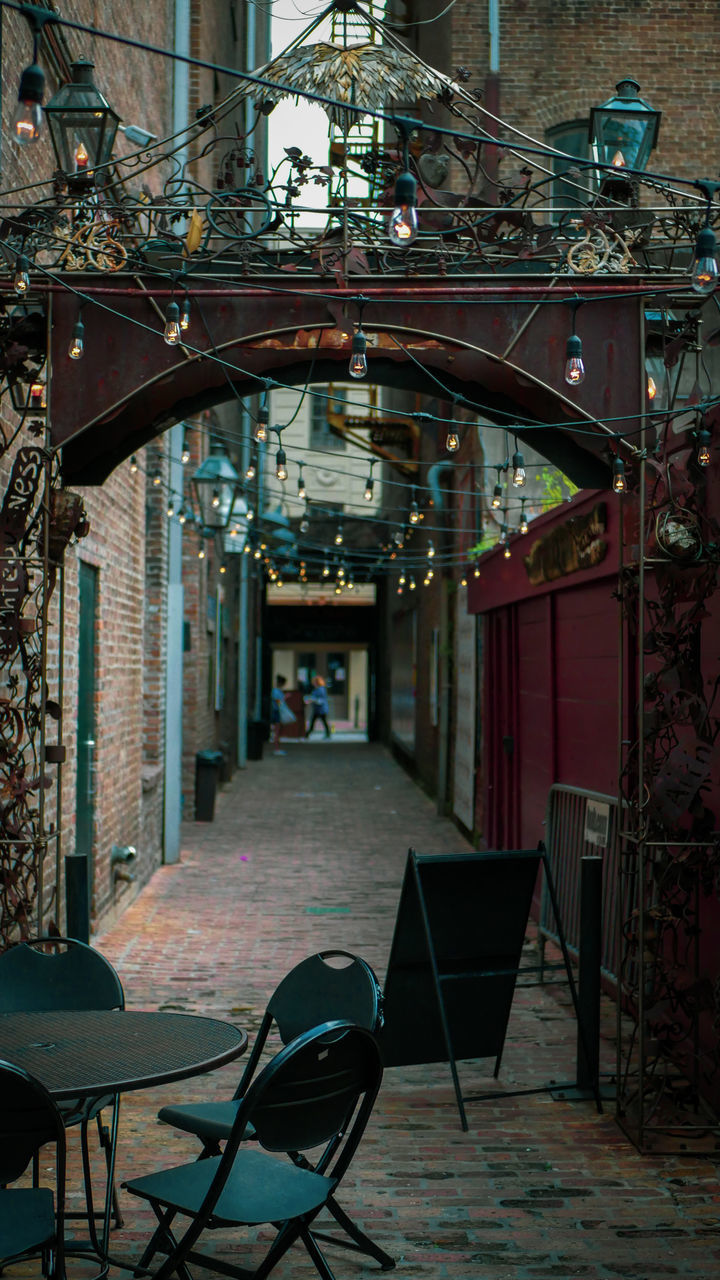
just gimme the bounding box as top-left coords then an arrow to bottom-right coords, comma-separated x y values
545,120 -> 592,214
310,387 -> 347,451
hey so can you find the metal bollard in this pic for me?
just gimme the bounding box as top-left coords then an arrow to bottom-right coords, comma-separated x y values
576,855 -> 603,1092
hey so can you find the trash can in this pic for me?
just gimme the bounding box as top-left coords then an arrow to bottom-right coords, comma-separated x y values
247,720 -> 266,762
195,749 -> 224,821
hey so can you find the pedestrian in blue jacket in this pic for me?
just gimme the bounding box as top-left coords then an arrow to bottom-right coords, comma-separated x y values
305,675 -> 331,739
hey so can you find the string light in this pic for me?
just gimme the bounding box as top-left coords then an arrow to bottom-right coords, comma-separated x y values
492,464 -> 504,508
166,500 -> 175,518
612,456 -> 627,493
409,497 -> 420,524
275,446 -> 288,481
255,405 -> 269,443
473,564 -> 481,578
696,426 -> 712,467
181,435 -> 191,464
152,468 -> 163,487
647,375 -> 657,401
427,541 -> 435,559
446,429 -> 460,452
297,465 -> 306,500
178,507 -> 187,524
245,456 -> 257,480
364,460 -> 376,501
68,317 -> 85,360
13,254 -> 30,295
198,546 -> 206,560
512,441 -> 526,487
180,295 -> 191,332
520,500 -> 529,535
334,524 -> 344,546
130,455 -> 139,474
300,506 -> 310,533
692,226 -> 719,296
564,334 -> 585,386
163,301 -> 181,345
349,329 -> 368,379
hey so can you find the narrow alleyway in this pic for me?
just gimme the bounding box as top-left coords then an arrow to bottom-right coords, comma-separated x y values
92,742 -> 720,1280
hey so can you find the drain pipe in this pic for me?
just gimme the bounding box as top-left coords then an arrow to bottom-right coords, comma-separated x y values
427,460 -> 456,510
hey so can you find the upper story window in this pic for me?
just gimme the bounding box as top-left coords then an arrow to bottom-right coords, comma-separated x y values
545,120 -> 592,213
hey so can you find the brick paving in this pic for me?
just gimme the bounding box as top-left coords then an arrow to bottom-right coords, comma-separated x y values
63,743 -> 720,1277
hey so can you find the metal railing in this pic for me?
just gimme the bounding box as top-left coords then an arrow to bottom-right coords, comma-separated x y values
539,784 -> 619,986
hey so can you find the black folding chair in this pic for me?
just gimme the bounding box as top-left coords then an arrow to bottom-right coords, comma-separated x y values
0,1060 -> 67,1280
0,936 -> 125,1253
158,949 -> 393,1270
126,1021 -> 384,1280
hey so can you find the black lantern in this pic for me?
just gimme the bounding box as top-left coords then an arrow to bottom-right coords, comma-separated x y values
192,439 -> 240,531
44,60 -> 120,182
589,78 -> 660,174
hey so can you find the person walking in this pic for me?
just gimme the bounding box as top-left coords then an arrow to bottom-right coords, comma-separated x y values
305,675 -> 331,739
270,674 -> 289,755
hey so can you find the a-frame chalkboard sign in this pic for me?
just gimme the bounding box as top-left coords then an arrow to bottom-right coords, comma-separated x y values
379,844 -> 594,1129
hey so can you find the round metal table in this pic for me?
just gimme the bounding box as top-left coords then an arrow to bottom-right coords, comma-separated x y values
0,1008 -> 248,1098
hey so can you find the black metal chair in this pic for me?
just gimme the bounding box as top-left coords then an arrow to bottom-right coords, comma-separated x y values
0,936 -> 125,1252
157,949 -> 393,1270
126,1021 -> 384,1280
0,1060 -> 67,1280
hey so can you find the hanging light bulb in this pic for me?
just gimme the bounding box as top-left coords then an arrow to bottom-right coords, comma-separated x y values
512,448 -> 526,487
253,546 -> 262,560
275,447 -> 288,482
163,301 -> 181,345
446,430 -> 460,452
473,564 -> 481,578
181,436 -> 191,465
255,406 -> 269,443
387,170 -> 419,246
130,455 -> 139,474
460,574 -> 467,588
503,538 -> 512,559
297,469 -> 306,500
492,483 -> 502,509
178,507 -> 187,525
246,508 -> 254,521
322,560 -> 330,578
409,500 -> 420,525
647,375 -> 657,401
334,525 -> 344,546
564,334 -> 586,386
349,329 -> 368,379
13,58 -> 44,145
13,254 -> 30,295
334,582 -> 343,595
612,456 -> 627,494
219,564 -> 227,575
397,582 -> 404,595
245,456 -> 257,481
398,570 -> 406,586
409,575 -> 416,590
696,427 -> 712,467
691,226 -> 719,295
68,317 -> 85,360
300,512 -> 310,534
364,474 -> 374,501
427,541 -> 435,559
210,486 -> 221,507
152,469 -> 163,487
198,546 -> 206,560
166,500 -> 175,518
180,295 -> 191,332
520,503 -> 529,535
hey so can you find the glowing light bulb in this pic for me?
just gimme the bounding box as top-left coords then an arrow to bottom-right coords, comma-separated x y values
427,541 -> 435,559
130,455 -> 139,474
697,429 -> 711,467
322,562 -> 330,578
153,469 -> 163,487
180,297 -> 191,332
503,542 -> 511,559
446,431 -> 460,452
219,564 -> 226,575
255,408 -> 269,443
691,227 -> 719,295
473,565 -> 480,578
349,330 -> 368,379
409,575 -> 416,590
13,64 -> 44,145
611,150 -> 626,168
211,488 -> 220,507
387,172 -> 418,246
74,141 -> 89,172
512,450 -> 526,487
164,301 -> 181,345
29,381 -> 46,409
246,508 -> 254,521
647,375 -> 657,401
181,441 -> 191,464
178,507 -> 187,525
460,575 -> 467,587
520,514 -> 529,535
13,255 -> 30,295
564,334 -> 585,386
335,526 -> 344,546
399,571 -> 406,586
68,319 -> 85,360
612,456 -> 627,494
492,484 -> 502,509
245,458 -> 256,480
364,476 -> 374,501
275,448 -> 288,481
167,501 -> 175,518
298,476 -> 306,500
409,502 -> 419,525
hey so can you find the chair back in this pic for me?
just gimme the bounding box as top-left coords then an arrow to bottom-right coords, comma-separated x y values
235,950 -> 382,1098
0,937 -> 124,1013
0,1060 -> 66,1186
271,950 -> 382,1041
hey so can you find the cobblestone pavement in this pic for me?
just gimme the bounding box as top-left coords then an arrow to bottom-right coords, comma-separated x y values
64,743 -> 720,1277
